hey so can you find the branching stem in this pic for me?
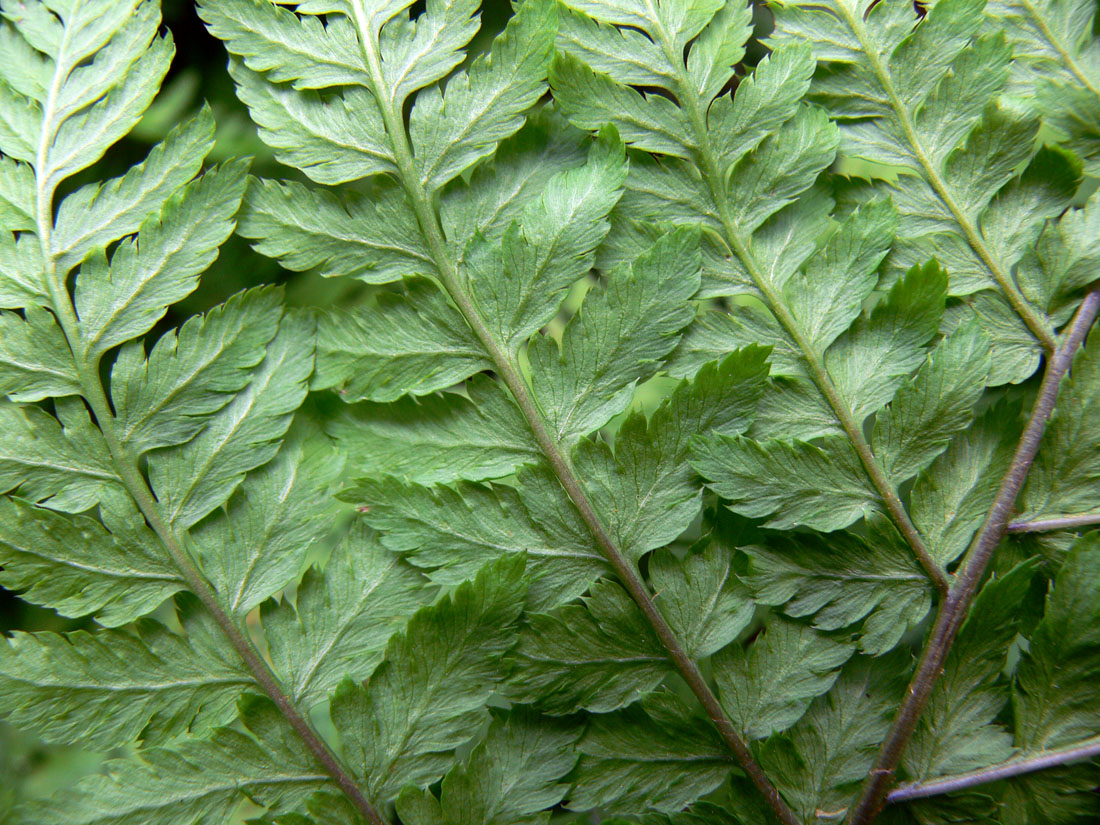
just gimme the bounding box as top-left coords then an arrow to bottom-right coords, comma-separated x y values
847,288 -> 1100,825
1007,513 -> 1100,533
887,734 -> 1100,802
32,40 -> 387,825
348,7 -> 800,824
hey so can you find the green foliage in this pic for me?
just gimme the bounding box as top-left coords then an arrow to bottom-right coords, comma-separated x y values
989,0 -> 1100,175
331,555 -> 527,802
3,0 -> 1100,823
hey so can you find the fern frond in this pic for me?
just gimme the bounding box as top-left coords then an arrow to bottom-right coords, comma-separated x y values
206,0 -> 801,819
0,595 -> 252,751
553,0 -> 964,604
1,0 -> 1084,823
331,555 -> 526,802
769,0 -> 1088,371
0,3 -> 530,823
987,0 -> 1100,175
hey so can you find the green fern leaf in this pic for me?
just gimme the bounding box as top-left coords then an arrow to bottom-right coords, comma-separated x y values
714,617 -> 854,741
649,543 -> 753,660
904,563 -> 1034,781
17,697 -> 332,825
0,400 -> 120,512
770,0 -> 1081,376
328,376 -> 538,486
507,580 -> 671,713
566,691 -> 734,815
987,0 -> 1100,175
395,709 -> 579,825
261,526 -> 427,707
758,654 -> 908,821
147,310 -> 313,530
910,401 -> 1020,567
331,555 -> 526,802
739,514 -> 932,656
1017,312 -> 1100,523
0,493 -> 181,627
0,595 -> 252,751
1015,535 -> 1100,751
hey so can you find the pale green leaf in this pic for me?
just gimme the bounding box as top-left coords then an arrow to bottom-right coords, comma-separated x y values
550,52 -> 693,159
147,311 -> 314,529
0,305 -> 81,402
825,260 -> 946,423
0,154 -> 35,232
759,654 -> 908,822
192,426 -> 344,616
944,290 -> 1044,387
771,0 -> 1061,352
507,580 -> 670,714
396,709 -> 579,825
567,691 -> 734,814
741,515 -> 932,656
379,0 -> 480,107
40,27 -> 172,192
353,472 -> 606,612
0,230 -> 46,308
529,227 -> 700,444
905,563 -> 1035,781
1014,534 -> 1100,751
649,542 -> 754,659
0,595 -> 252,751
1019,190 -> 1100,327
439,110 -> 589,252
708,43 -> 817,168
262,525 -> 427,707
411,0 -> 556,190
0,493 -> 180,627
328,376 -> 539,486
783,198 -> 897,354
111,288 -> 283,457
197,0 -> 371,89
988,0 -> 1100,174
331,555 -> 526,802
911,401 -> 1020,567
1018,334 -> 1100,522
237,177 -> 432,282
20,697 -> 331,825
0,399 -> 120,512
693,434 -> 877,532
313,279 -> 488,403
714,616 -> 854,740
871,321 -> 992,486
226,59 -> 395,184
52,108 -> 216,271
464,126 -> 627,351
574,348 -> 769,560
74,160 -> 249,358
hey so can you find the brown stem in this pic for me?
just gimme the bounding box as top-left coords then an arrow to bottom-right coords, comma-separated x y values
1007,513 -> 1100,533
847,289 -> 1100,825
887,735 -> 1100,802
